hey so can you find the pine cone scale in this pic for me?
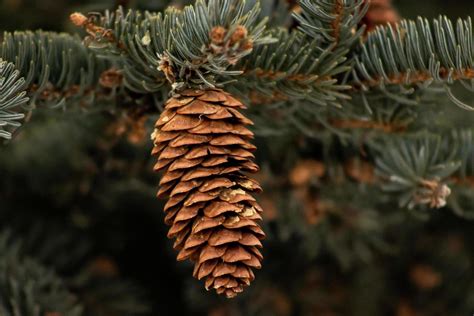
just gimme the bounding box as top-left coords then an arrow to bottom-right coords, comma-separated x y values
152,88 -> 264,298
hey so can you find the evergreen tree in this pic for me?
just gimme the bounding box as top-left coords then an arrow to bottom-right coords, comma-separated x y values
1,0 -> 474,315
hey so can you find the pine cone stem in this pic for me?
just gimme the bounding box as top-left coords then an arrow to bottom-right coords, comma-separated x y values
152,88 -> 265,298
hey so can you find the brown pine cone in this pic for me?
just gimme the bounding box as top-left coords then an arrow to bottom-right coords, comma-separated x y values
151,88 -> 265,298
361,0 -> 400,33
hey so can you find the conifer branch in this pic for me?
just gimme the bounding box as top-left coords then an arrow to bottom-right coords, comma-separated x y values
352,16 -> 474,110
77,1 -> 274,92
269,128 -> 474,212
283,130 -> 474,211
372,133 -> 467,209
231,28 -> 351,106
0,31 -> 113,138
266,170 -> 398,267
0,31 -> 109,107
0,222 -> 150,316
248,95 -> 417,138
232,0 -> 368,108
0,231 -> 84,316
0,60 -> 29,140
294,0 -> 368,49
74,2 -> 358,106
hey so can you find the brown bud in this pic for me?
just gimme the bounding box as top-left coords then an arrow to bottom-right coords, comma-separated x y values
99,68 -> 123,89
344,158 -> 375,184
410,264 -> 442,290
241,40 -> 254,51
260,195 -> 278,221
127,116 -> 148,144
210,26 -> 227,45
396,301 -> 419,316
158,54 -> 176,83
87,256 -> 119,278
70,12 -> 88,27
230,25 -> 248,44
289,160 -> 325,187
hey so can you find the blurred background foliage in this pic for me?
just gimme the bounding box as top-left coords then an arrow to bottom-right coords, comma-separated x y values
1,1 -> 474,316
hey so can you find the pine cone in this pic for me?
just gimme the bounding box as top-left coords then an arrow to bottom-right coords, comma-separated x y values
361,0 -> 400,33
151,88 -> 265,298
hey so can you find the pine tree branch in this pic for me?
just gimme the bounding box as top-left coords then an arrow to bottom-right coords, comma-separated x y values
0,222 -> 150,316
281,129 -> 474,212
229,28 -> 351,106
371,132 -> 469,210
1,31 -> 109,108
225,0 -> 368,118
351,16 -> 474,110
74,3 -> 357,106
356,67 -> 474,89
265,129 -> 474,212
261,169 -> 398,268
294,0 -> 368,49
0,60 -> 29,140
0,231 -> 84,316
0,31 -> 115,139
76,1 -> 274,92
247,93 -> 418,138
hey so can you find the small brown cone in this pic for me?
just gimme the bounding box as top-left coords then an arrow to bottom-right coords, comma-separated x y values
152,88 -> 264,298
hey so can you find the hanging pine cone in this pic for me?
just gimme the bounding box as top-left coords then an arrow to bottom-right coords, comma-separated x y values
151,88 -> 265,298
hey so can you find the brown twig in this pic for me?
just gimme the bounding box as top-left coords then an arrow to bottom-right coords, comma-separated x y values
451,176 -> 474,187
241,68 -> 335,105
331,0 -> 344,44
346,160 -> 474,189
356,67 -> 474,90
248,90 -> 289,105
245,68 -> 329,82
329,118 -> 408,133
28,70 -> 122,104
28,84 -> 95,102
99,68 -> 123,89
